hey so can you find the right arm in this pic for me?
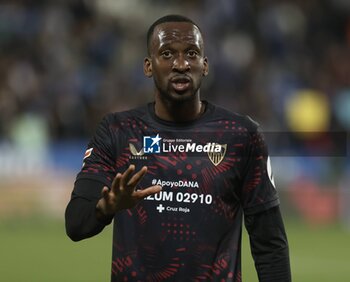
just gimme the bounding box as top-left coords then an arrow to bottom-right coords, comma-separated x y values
65,165 -> 162,242
65,178 -> 109,242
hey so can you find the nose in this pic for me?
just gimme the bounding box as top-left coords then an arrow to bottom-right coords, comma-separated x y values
172,54 -> 190,72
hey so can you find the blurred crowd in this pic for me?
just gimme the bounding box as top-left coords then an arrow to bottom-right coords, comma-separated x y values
0,0 -> 349,223
1,0 -> 349,139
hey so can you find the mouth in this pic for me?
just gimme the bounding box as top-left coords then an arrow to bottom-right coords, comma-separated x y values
170,76 -> 191,92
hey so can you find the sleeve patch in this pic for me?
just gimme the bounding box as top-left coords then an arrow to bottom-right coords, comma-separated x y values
83,148 -> 93,160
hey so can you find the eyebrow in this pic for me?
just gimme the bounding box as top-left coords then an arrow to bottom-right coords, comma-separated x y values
154,45 -> 203,58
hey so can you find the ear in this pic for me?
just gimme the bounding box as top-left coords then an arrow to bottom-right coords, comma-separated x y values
144,57 -> 152,77
202,57 -> 209,76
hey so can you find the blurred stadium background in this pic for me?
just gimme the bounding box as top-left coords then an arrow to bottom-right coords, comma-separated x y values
0,0 -> 349,281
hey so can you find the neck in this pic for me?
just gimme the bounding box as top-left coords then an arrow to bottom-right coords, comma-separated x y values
154,95 -> 204,122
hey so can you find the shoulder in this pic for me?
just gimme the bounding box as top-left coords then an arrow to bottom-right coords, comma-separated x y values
91,105 -> 148,139
100,104 -> 148,126
208,101 -> 260,132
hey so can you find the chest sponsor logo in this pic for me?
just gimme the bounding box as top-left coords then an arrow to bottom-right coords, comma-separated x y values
129,134 -> 227,164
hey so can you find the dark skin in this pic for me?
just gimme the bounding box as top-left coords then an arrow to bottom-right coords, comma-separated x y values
144,22 -> 209,122
96,22 -> 209,220
96,165 -> 161,220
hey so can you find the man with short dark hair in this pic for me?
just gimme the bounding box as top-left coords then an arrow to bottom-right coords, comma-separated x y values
65,14 -> 291,281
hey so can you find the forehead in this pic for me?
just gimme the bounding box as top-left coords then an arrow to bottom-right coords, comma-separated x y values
151,22 -> 203,51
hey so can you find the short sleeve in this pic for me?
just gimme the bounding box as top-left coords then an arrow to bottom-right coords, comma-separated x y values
239,127 -> 279,215
76,115 -> 117,187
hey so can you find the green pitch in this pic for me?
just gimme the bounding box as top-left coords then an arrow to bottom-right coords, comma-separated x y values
1,217 -> 349,281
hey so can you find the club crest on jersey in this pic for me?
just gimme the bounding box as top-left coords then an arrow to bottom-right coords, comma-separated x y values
207,144 -> 227,166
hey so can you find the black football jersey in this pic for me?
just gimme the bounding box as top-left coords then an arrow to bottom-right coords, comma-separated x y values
77,101 -> 279,282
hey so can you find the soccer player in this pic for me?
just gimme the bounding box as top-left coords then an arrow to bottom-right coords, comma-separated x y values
65,15 -> 291,281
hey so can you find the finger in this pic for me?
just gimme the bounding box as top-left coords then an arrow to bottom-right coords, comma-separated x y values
126,166 -> 148,188
111,173 -> 122,192
134,185 -> 162,199
119,164 -> 136,188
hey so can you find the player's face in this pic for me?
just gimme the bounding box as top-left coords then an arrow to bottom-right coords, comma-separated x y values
144,22 -> 209,102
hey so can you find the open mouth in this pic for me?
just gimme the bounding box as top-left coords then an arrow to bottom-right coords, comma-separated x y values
170,76 -> 191,92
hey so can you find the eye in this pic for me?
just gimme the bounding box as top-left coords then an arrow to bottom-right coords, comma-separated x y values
187,50 -> 198,58
161,50 -> 172,59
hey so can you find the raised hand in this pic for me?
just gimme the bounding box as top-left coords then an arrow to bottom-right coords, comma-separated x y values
96,165 -> 161,220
